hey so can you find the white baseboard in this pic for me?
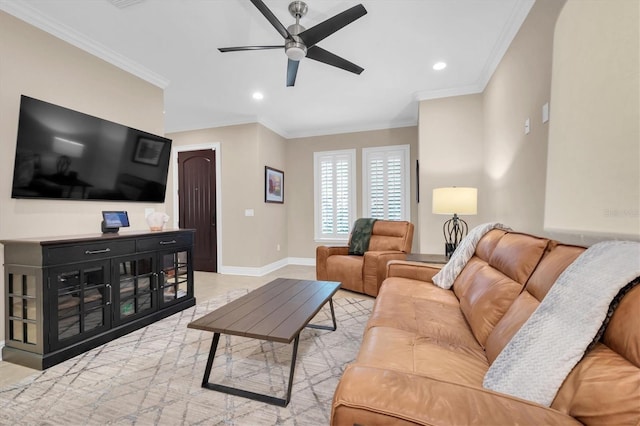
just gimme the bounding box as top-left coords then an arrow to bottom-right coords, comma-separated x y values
287,257 -> 316,266
219,257 -> 315,277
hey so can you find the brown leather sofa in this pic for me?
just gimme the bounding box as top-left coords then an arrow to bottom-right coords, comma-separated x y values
316,220 -> 414,297
331,229 -> 640,425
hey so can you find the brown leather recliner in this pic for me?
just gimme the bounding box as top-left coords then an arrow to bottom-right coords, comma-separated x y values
316,220 -> 414,297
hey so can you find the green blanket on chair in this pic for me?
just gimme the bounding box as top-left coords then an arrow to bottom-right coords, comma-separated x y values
348,218 -> 377,255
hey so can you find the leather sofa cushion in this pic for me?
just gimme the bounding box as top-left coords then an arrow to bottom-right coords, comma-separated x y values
488,232 -> 549,283
367,277 -> 481,349
551,343 -> 640,424
485,243 -> 584,363
332,365 -> 581,426
484,291 -> 540,364
357,326 -> 488,385
550,285 -> 640,424
368,220 -> 413,252
453,232 -> 549,347
603,284 -> 640,368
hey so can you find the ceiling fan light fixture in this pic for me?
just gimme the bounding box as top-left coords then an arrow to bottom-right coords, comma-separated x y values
285,39 -> 307,60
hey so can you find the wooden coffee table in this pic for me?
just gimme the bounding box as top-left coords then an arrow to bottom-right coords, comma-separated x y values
187,278 -> 341,407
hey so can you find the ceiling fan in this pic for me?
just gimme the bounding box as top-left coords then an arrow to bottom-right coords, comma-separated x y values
219,0 -> 367,87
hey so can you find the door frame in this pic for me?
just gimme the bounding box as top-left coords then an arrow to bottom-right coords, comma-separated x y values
171,142 -> 222,273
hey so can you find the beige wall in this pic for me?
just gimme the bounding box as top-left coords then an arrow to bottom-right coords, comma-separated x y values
256,125 -> 287,265
0,11 -> 165,344
286,127 -> 419,259
418,94 -> 485,254
417,0 -> 565,253
167,123 -> 289,269
482,0 -> 566,235
545,0 -> 640,241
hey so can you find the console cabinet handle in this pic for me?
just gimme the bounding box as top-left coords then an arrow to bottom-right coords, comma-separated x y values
85,248 -> 111,255
159,240 -> 177,245
106,284 -> 112,305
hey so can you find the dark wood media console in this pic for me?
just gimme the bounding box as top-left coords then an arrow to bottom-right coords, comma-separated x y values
1,229 -> 195,369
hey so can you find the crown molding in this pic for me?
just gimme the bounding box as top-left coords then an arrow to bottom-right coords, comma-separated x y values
414,84 -> 484,102
0,2 -> 170,89
475,0 -> 534,90
284,118 -> 419,139
166,115 -> 418,140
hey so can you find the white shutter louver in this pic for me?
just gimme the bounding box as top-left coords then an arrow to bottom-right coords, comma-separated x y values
314,150 -> 356,241
363,145 -> 410,221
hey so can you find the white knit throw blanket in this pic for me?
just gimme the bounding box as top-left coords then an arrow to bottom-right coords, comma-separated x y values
484,240 -> 640,407
432,222 -> 509,289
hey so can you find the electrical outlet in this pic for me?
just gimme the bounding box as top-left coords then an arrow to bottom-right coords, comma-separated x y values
525,118 -> 531,135
277,244 -> 281,251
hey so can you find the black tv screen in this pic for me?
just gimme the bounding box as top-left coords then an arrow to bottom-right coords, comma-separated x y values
11,95 -> 172,202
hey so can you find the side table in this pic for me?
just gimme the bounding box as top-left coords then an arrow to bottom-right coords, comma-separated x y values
405,253 -> 448,264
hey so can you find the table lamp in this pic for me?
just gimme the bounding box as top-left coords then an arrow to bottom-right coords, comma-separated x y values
432,187 -> 477,258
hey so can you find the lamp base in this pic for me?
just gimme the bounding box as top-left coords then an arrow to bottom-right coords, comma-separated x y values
445,243 -> 457,259
442,214 -> 469,259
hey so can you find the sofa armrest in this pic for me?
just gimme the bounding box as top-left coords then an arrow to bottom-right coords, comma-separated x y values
316,245 -> 349,280
362,251 -> 408,296
386,260 -> 441,283
331,365 -> 581,426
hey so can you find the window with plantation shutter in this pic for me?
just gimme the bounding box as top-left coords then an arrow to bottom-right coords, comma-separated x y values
363,145 -> 410,221
314,149 -> 356,242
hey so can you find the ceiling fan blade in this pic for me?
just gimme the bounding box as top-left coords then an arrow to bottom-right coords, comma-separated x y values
249,0 -> 292,40
286,59 -> 300,87
218,45 -> 283,52
298,4 -> 367,47
306,46 -> 363,75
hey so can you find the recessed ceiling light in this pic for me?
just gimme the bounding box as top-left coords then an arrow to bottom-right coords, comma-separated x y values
252,92 -> 264,100
433,62 -> 447,71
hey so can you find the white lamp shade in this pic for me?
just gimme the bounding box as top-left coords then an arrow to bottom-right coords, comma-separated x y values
432,187 -> 478,215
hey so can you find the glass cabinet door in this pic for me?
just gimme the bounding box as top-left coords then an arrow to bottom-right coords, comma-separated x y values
7,271 -> 39,350
50,261 -> 110,350
114,255 -> 156,324
159,250 -> 191,306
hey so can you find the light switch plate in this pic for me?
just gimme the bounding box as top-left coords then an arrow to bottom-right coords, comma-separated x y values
542,102 -> 549,123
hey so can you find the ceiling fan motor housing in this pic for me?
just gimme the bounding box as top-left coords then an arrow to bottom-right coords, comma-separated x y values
288,1 -> 308,18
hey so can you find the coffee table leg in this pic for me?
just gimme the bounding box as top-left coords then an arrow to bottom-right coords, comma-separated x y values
202,332 -> 221,387
306,298 -> 337,331
200,332 -> 301,407
284,333 -> 300,406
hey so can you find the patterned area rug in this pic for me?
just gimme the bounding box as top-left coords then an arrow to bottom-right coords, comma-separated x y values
0,290 -> 373,425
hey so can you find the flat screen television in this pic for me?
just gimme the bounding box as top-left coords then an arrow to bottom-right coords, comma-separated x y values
11,95 -> 172,202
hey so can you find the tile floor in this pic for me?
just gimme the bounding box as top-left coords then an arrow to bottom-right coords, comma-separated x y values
0,265 -> 369,388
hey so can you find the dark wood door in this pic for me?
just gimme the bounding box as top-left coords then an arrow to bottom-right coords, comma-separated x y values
178,150 -> 217,272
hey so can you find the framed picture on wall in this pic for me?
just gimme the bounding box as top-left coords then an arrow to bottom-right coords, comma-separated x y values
265,166 -> 284,203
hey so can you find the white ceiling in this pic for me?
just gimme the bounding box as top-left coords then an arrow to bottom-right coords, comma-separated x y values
1,0 -> 534,138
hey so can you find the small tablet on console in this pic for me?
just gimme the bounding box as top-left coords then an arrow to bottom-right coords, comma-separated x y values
101,211 -> 130,233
